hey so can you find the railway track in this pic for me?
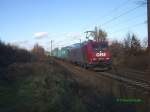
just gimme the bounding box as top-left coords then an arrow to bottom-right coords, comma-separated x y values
97,72 -> 150,90
109,66 -> 149,84
53,58 -> 150,93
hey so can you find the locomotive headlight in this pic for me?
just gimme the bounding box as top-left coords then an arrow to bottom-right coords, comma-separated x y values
106,58 -> 110,60
93,58 -> 96,61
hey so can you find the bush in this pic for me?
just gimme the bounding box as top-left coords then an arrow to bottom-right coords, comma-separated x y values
0,60 -> 88,112
31,44 -> 46,61
109,33 -> 149,71
124,55 -> 149,70
0,40 -> 35,80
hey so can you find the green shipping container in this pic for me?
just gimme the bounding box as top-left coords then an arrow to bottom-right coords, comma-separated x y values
60,47 -> 69,59
51,48 -> 61,57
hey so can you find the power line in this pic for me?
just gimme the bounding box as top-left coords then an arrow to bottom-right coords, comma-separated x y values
81,0 -> 131,32
101,4 -> 143,26
102,0 -> 130,18
109,21 -> 146,35
111,0 -> 130,11
53,37 -> 81,48
105,13 -> 147,29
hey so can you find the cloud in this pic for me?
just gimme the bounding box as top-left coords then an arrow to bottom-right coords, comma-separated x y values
34,32 -> 49,39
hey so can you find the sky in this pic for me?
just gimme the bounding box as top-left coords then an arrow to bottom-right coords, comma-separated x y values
0,0 -> 147,50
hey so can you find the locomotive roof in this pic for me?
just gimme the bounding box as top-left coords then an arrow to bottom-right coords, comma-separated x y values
81,40 -> 108,45
60,40 -> 108,50
68,43 -> 81,48
89,40 -> 108,44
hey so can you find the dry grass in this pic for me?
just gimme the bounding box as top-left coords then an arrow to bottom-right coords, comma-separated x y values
0,59 -> 88,112
123,55 -> 149,70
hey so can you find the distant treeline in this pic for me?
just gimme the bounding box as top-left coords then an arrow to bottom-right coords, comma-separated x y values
109,33 -> 149,70
0,41 -> 47,80
0,41 -> 34,79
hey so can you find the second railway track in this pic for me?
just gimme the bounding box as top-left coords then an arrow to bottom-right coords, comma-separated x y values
97,71 -> 150,90
53,58 -> 150,93
109,66 -> 150,84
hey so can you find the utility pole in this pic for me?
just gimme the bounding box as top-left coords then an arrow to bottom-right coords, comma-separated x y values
148,0 -> 150,52
80,39 -> 81,46
95,26 -> 99,41
147,1 -> 150,99
51,40 -> 52,56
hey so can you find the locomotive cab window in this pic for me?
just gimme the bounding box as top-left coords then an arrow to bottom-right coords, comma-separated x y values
92,44 -> 108,51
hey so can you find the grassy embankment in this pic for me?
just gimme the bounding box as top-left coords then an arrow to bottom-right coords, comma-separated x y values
0,59 -> 88,112
0,41 -> 86,112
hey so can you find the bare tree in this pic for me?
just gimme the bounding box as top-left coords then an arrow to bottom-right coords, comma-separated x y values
142,37 -> 148,48
110,40 -> 124,58
31,43 -> 45,59
90,27 -> 107,41
123,33 -> 132,49
123,33 -> 141,55
97,29 -> 107,41
130,34 -> 141,55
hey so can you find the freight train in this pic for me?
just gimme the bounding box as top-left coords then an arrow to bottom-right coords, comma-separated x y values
51,40 -> 112,70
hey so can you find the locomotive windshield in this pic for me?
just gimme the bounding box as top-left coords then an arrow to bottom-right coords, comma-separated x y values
92,43 -> 108,51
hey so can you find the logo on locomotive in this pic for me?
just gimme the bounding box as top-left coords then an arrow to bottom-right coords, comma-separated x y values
96,52 -> 106,57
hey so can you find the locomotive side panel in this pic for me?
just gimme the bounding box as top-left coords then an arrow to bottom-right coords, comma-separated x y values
82,45 -> 88,63
68,46 -> 84,64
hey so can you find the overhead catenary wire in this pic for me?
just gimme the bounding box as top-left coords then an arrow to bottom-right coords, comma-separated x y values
109,21 -> 146,35
53,37 -> 81,49
104,13 -> 147,29
81,0 -> 132,31
102,0 -> 130,18
101,4 -> 143,26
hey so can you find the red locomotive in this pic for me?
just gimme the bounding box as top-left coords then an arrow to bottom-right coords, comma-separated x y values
68,40 -> 112,70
